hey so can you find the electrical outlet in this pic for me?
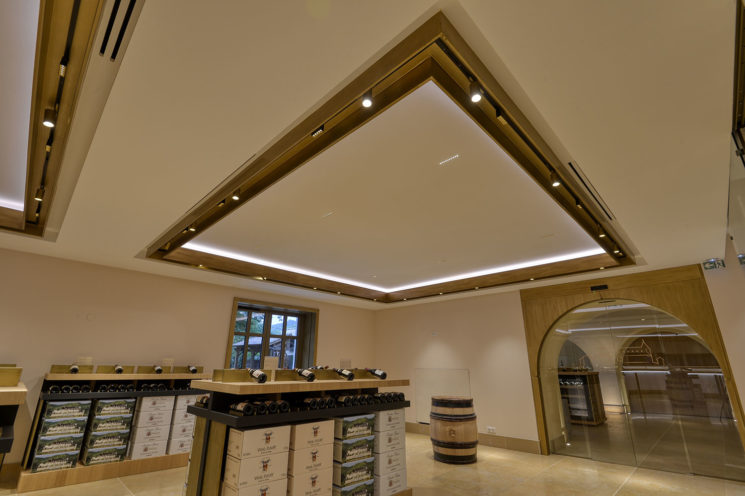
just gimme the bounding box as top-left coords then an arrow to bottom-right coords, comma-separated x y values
487,426 -> 496,434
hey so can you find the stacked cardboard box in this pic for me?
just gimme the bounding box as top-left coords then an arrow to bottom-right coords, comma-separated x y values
30,400 -> 91,472
288,420 -> 334,496
81,399 -> 135,466
332,415 -> 375,495
129,396 -> 175,459
167,394 -> 198,454
222,425 -> 291,496
374,409 -> 406,496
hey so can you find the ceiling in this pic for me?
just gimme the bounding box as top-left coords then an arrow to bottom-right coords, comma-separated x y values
0,0 -> 735,309
0,0 -> 39,211
189,81 -> 602,291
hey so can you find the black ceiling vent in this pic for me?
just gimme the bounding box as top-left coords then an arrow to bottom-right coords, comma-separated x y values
567,161 -> 615,222
99,0 -> 136,61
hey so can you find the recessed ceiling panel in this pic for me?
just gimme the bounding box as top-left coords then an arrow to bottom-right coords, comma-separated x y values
188,81 -> 602,290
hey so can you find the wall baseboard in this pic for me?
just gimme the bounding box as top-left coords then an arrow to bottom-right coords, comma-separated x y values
405,422 -> 540,454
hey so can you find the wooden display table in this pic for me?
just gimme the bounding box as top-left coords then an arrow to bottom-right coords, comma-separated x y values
186,378 -> 411,496
0,382 -> 28,471
17,372 -> 210,492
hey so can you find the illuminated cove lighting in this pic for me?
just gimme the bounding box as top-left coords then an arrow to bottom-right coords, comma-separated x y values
182,242 -> 605,293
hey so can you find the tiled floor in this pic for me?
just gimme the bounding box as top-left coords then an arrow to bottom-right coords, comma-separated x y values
3,433 -> 745,495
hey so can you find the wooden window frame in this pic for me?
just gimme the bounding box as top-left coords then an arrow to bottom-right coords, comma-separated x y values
224,297 -> 319,369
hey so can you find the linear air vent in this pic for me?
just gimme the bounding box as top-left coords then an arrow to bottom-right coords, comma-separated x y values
98,0 -> 136,61
567,161 -> 615,221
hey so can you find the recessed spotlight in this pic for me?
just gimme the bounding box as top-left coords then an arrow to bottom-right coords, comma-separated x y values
438,154 -> 460,166
550,172 -> 561,188
474,287 -> 479,290
188,225 -> 196,232
599,267 -> 605,270
42,108 -> 56,128
34,187 -> 45,202
313,287 -> 317,290
599,232 -> 606,238
613,247 -> 620,254
198,264 -> 205,269
597,225 -> 606,238
439,292 -> 443,295
403,298 -> 407,301
530,278 -> 535,281
373,298 -> 377,301
469,81 -> 482,103
262,277 -> 267,280
232,190 -> 240,201
311,125 -> 324,138
321,211 -> 335,219
575,200 -> 583,209
337,291 -> 341,295
362,91 -> 373,108
218,200 -> 226,207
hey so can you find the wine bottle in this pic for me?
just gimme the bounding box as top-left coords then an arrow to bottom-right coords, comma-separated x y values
61,385 -> 72,394
317,397 -> 328,409
157,383 -> 167,391
126,383 -> 136,391
230,401 -> 256,416
48,385 -> 61,394
396,392 -> 405,401
96,384 -> 108,392
295,368 -> 316,382
117,384 -> 128,392
154,365 -> 163,374
114,364 -> 124,374
248,368 -> 267,384
107,384 -> 119,392
302,397 -> 319,410
187,365 -> 198,374
277,400 -> 290,413
69,365 -> 79,374
80,384 -> 91,393
324,396 -> 336,408
333,368 -> 354,381
252,401 -> 268,415
264,400 -> 279,414
373,393 -> 386,404
366,368 -> 387,379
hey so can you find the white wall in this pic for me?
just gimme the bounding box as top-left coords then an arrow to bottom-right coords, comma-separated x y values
0,248 -> 375,463
373,291 -> 538,442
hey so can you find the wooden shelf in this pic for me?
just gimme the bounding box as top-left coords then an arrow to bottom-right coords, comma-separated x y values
0,382 -> 27,406
190,378 -> 409,395
188,400 -> 410,428
45,372 -> 211,381
16,453 -> 189,492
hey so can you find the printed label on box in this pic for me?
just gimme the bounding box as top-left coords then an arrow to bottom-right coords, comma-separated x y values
175,395 -> 200,409
288,467 -> 332,496
167,437 -> 192,454
39,417 -> 88,436
170,422 -> 194,439
374,448 -> 406,476
333,457 -> 374,487
30,451 -> 79,473
227,425 -> 290,459
90,414 -> 133,432
374,427 -> 405,453
333,436 -> 375,463
223,452 -> 289,487
85,430 -> 131,449
222,477 -> 288,496
171,409 -> 196,426
374,469 -> 407,496
81,445 -> 128,466
374,409 -> 404,432
95,398 -> 136,416
332,479 -> 374,496
43,400 -> 92,419
131,423 -> 170,443
135,408 -> 172,427
129,438 -> 168,459
290,420 -> 334,450
334,415 -> 375,440
137,396 -> 175,412
35,433 -> 84,455
288,443 -> 333,475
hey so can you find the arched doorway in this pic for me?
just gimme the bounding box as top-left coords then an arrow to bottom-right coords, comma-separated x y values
539,299 -> 745,480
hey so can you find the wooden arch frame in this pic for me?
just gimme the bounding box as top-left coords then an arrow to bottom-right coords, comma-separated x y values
521,265 -> 745,455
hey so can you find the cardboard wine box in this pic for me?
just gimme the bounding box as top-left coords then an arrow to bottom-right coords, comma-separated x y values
90,414 -> 133,432
85,429 -> 131,449
333,436 -> 375,463
129,438 -> 168,459
130,423 -> 171,443
134,408 -> 172,427
287,467 -> 332,496
174,394 -> 200,410
171,409 -> 196,426
81,445 -> 128,466
374,409 -> 405,432
288,443 -> 333,475
170,421 -> 194,440
290,420 -> 334,449
34,433 -> 84,455
332,457 -> 374,487
374,427 -> 405,454
39,417 -> 88,436
227,425 -> 290,459
137,396 -> 175,413
167,436 -> 192,454
374,468 -> 407,496
30,451 -> 79,473
332,479 -> 374,496
221,477 -> 287,496
42,400 -> 92,419
334,415 -> 375,440
223,452 -> 289,487
94,398 -> 136,416
374,447 -> 405,476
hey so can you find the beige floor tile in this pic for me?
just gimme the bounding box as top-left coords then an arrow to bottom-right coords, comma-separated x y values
15,478 -> 133,496
119,467 -> 186,495
616,468 -> 725,496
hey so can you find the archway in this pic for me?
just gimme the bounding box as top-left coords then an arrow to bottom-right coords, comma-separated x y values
539,298 -> 745,480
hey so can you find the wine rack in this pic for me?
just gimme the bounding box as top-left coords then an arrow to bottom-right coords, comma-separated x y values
558,370 -> 606,426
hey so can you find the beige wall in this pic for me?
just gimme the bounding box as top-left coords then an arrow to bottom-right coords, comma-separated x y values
373,290 -> 538,442
0,248 -> 375,463
704,239 -> 745,412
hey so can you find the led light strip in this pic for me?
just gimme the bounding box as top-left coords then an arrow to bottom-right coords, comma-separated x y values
183,242 -> 605,293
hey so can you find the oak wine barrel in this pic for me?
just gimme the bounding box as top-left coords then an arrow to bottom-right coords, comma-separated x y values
430,396 -> 477,464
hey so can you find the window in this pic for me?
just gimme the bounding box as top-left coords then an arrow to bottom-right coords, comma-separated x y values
226,298 -> 317,370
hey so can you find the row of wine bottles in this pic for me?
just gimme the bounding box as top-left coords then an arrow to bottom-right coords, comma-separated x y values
47,382 -> 195,394
66,364 -> 200,374
228,392 -> 406,416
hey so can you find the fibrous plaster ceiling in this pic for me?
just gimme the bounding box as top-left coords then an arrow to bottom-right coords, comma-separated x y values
0,0 -> 735,309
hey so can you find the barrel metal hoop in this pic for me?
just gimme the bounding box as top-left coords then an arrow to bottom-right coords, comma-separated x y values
430,438 -> 479,449
429,412 -> 477,421
433,452 -> 478,464
431,398 -> 473,408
